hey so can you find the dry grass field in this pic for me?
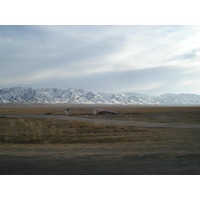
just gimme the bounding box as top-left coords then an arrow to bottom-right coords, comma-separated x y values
75,106 -> 200,123
0,117 -> 149,144
0,105 -> 200,174
1,105 -> 200,123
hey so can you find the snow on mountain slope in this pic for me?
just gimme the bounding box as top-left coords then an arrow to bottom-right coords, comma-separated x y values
0,87 -> 200,105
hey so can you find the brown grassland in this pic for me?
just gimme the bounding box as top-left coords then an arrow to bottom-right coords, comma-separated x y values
1,105 -> 200,123
0,105 -> 200,174
71,106 -> 200,123
0,117 -> 149,144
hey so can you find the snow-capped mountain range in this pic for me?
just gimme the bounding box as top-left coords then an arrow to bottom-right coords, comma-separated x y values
0,87 -> 200,105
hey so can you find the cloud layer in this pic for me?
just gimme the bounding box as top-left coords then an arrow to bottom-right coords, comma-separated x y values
1,25 -> 200,95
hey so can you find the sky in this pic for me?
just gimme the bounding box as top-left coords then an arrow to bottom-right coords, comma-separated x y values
1,25 -> 200,96
0,1 -> 199,198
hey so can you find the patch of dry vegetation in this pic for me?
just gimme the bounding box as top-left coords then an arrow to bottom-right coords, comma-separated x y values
0,117 -> 150,144
78,106 -> 200,123
0,107 -> 66,115
86,112 -> 200,123
1,117 -> 199,145
1,106 -> 200,123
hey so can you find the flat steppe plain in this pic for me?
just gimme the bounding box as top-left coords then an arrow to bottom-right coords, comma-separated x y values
0,104 -> 200,175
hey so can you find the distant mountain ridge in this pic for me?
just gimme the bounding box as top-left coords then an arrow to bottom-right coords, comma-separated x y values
0,87 -> 200,105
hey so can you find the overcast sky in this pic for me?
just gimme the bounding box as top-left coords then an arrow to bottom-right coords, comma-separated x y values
1,25 -> 200,95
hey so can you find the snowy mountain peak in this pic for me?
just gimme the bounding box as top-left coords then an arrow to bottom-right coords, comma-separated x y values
0,87 -> 200,105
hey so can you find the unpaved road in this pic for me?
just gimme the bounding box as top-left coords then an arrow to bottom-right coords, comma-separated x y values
1,143 -> 200,175
1,114 -> 200,129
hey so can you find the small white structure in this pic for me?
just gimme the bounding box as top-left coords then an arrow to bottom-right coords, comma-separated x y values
65,110 -> 69,115
93,109 -> 97,115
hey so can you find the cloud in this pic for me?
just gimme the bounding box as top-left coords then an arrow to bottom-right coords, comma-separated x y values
1,25 -> 200,95
12,65 -> 198,96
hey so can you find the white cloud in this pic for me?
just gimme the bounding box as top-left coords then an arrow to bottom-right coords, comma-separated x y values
132,83 -> 164,92
180,79 -> 200,86
1,25 -> 200,95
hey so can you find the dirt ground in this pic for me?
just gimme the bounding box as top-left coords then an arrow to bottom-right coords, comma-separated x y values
0,105 -> 200,175
0,141 -> 200,175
